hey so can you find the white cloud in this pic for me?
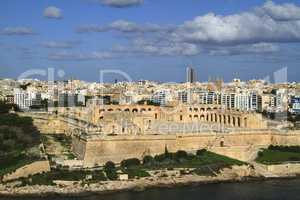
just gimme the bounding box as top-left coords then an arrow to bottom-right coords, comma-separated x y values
110,20 -> 141,32
101,0 -> 143,8
42,41 -> 78,49
48,51 -> 114,60
0,27 -> 35,35
76,20 -> 172,34
208,43 -> 280,56
76,1 -> 300,58
258,1 -> 300,21
44,6 -> 63,19
173,11 -> 300,45
113,39 -> 200,56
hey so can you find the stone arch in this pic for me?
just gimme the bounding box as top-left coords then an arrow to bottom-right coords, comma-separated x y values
200,108 -> 205,112
244,117 -> 248,128
124,108 -> 130,112
220,141 -> 224,147
194,114 -> 199,119
237,117 -> 241,127
194,108 -> 199,112
107,108 -> 114,112
99,109 -> 105,112
232,117 -> 236,127
132,108 -> 138,113
200,114 -> 205,121
99,116 -> 104,120
140,108 -> 146,112
116,108 -> 122,112
148,108 -> 152,111
207,107 -> 212,111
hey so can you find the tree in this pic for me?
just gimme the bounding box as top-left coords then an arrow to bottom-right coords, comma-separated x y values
196,149 -> 207,156
104,161 -> 118,180
121,158 -> 140,169
143,155 -> 155,165
104,161 -> 116,171
175,150 -> 188,160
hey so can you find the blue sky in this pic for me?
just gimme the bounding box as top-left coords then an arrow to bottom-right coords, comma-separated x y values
0,0 -> 300,82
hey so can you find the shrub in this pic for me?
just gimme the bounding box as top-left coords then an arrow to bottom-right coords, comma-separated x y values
257,151 -> 263,157
196,149 -> 207,156
268,145 -> 300,153
104,161 -> 116,171
104,161 -> 118,180
175,150 -> 188,160
121,158 -> 140,169
154,154 -> 167,162
143,155 -> 155,165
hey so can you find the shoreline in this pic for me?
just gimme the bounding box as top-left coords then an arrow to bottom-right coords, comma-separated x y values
0,174 -> 299,198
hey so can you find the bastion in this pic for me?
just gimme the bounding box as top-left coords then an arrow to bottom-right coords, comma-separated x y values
72,130 -> 300,167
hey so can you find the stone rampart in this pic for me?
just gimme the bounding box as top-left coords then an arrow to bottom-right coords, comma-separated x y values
73,130 -> 300,167
267,163 -> 300,175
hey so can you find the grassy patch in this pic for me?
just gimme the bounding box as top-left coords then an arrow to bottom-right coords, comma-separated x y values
122,168 -> 150,179
0,154 -> 39,177
0,113 -> 41,177
256,148 -> 300,164
143,151 -> 245,170
0,114 -> 40,155
120,150 -> 245,178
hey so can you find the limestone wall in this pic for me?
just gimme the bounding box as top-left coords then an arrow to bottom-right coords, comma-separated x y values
267,163 -> 300,175
72,136 -> 87,160
73,131 -> 300,167
2,161 -> 50,182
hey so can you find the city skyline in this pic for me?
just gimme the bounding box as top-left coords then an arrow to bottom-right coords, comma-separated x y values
1,0 -> 300,82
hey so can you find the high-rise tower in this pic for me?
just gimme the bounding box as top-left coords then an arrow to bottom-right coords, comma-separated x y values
186,65 -> 197,83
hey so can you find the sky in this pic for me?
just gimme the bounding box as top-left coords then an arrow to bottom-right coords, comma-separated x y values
0,0 -> 300,83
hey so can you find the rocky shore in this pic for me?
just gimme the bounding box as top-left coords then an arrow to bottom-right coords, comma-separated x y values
0,175 -> 254,197
0,165 -> 298,197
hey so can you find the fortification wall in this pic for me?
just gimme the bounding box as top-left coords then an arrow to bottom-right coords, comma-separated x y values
73,131 -> 300,167
267,163 -> 300,175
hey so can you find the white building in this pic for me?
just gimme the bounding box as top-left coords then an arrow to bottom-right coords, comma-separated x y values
14,88 -> 41,110
151,89 -> 172,106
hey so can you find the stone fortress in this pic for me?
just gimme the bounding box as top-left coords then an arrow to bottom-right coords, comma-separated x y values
27,102 -> 295,168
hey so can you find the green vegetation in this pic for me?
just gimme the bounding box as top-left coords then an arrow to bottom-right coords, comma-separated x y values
0,101 -> 18,114
119,149 -> 245,178
0,113 -> 41,177
143,149 -> 244,170
123,168 -> 150,179
0,154 -> 39,177
16,149 -> 245,185
256,145 -> 300,164
20,169 -> 107,186
104,161 -> 118,180
121,158 -> 140,168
